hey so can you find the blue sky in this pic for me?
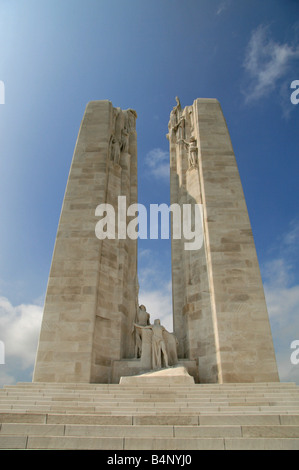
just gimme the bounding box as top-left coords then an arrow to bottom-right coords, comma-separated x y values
0,0 -> 299,385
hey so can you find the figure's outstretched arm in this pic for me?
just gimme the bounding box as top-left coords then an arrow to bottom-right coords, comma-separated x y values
134,323 -> 152,330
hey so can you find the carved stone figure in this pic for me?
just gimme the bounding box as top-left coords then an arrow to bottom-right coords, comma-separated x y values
177,115 -> 185,140
169,96 -> 182,138
111,136 -> 121,165
133,305 -> 150,358
134,318 -> 174,369
126,109 -> 137,132
112,107 -> 120,133
163,330 -> 179,365
188,136 -> 198,167
168,97 -> 189,142
110,109 -> 137,160
120,129 -> 129,153
174,96 -> 181,112
151,319 -> 169,369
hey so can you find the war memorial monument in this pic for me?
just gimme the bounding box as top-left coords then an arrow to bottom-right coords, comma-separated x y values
1,98 -> 299,450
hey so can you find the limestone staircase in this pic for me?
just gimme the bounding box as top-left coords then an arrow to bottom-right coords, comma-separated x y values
1,381 -> 299,450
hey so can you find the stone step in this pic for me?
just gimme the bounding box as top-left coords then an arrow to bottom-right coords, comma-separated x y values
2,387 -> 299,395
1,390 -> 299,406
3,390 -> 299,397
2,394 -> 299,402
0,395 -> 285,402
1,435 -> 299,450
3,388 -> 298,395
2,392 -> 299,401
2,396 -> 299,404
1,395 -> 298,402
2,396 -> 299,406
2,411 -> 299,425
2,405 -> 299,413
3,382 -> 297,392
0,393 -> 287,400
7,382 -> 299,388
2,422 -> 299,438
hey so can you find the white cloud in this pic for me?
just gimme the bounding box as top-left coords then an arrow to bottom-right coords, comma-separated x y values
282,219 -> 299,248
243,24 -> 299,103
0,296 -> 43,386
138,247 -> 173,332
144,148 -> 170,180
139,281 -> 173,333
263,257 -> 291,292
216,0 -> 232,16
264,265 -> 299,328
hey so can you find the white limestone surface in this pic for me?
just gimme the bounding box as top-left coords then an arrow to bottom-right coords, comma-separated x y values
119,366 -> 195,385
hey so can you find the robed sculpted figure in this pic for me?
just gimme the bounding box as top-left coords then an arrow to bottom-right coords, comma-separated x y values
133,312 -> 178,370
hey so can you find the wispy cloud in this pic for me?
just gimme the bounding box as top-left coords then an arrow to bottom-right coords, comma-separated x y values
282,219 -> 299,248
243,24 -> 299,104
144,148 -> 170,180
0,296 -> 43,386
216,0 -> 232,16
138,247 -> 173,331
139,281 -> 173,332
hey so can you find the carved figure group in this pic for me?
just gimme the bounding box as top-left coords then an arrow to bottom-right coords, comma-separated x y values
133,305 -> 178,370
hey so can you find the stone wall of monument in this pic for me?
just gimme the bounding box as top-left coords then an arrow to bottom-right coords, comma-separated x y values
33,101 -> 138,383
90,103 -> 138,383
168,98 -> 218,383
168,98 -> 279,383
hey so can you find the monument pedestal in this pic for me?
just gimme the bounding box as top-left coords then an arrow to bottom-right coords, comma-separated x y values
119,366 -> 195,385
112,359 -> 199,384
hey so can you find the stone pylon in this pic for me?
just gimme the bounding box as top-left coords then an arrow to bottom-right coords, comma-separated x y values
33,101 -> 139,383
168,97 -> 279,383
